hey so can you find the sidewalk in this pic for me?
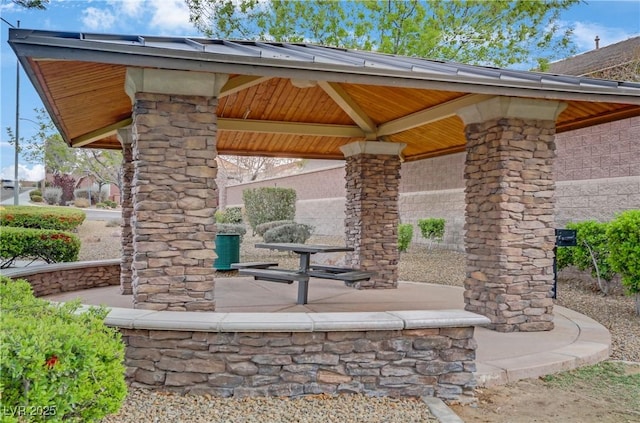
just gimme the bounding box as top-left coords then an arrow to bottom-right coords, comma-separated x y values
43,279 -> 611,387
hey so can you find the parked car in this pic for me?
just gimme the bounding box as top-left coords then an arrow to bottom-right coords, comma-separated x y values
1,179 -> 18,189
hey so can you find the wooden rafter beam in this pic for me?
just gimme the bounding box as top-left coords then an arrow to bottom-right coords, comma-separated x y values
218,118 -> 365,138
377,94 -> 493,137
317,80 -> 377,138
220,75 -> 272,98
70,118 -> 133,147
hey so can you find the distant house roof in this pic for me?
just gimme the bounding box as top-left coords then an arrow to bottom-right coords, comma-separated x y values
8,29 -> 640,162
548,36 -> 640,77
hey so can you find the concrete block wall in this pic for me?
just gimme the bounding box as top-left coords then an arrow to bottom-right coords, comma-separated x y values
222,117 -> 639,250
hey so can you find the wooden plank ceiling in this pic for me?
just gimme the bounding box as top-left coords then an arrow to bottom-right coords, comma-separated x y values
31,59 -> 640,161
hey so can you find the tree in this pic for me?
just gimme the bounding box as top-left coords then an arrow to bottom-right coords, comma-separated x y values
77,149 -> 124,202
187,0 -> 578,67
219,155 -> 299,182
12,0 -> 48,9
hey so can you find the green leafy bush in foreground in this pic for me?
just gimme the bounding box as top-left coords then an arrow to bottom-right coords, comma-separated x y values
607,210 -> 640,314
417,218 -> 445,243
0,277 -> 127,422
0,205 -> 85,231
215,207 -> 243,224
0,226 -> 80,268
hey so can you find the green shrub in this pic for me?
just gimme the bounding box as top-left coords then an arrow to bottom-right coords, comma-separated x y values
0,277 -> 127,422
29,189 -> 42,199
255,220 -> 296,237
556,221 -> 615,292
418,218 -> 445,248
95,202 -> 107,209
607,210 -> 640,314
263,223 -> 313,244
103,200 -> 118,208
74,198 -> 90,208
0,226 -> 80,267
398,223 -> 413,252
215,207 -> 243,224
43,187 -> 62,205
0,206 -> 86,231
30,195 -> 43,203
243,187 -> 296,233
216,223 -> 247,242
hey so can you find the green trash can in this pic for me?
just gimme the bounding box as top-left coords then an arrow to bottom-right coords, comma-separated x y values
214,234 -> 240,270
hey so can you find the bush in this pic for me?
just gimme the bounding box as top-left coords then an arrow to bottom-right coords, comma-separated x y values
0,277 -> 127,422
103,199 -> 118,208
263,223 -> 313,244
73,188 -> 98,205
74,198 -> 90,208
243,187 -> 296,233
607,210 -> 640,314
43,187 -> 62,205
216,223 -> 247,242
29,189 -> 42,200
0,206 -> 86,231
398,223 -> 413,252
0,226 -> 80,267
30,195 -> 43,203
556,220 -> 614,294
215,207 -> 243,224
255,220 -> 296,237
418,218 -> 445,248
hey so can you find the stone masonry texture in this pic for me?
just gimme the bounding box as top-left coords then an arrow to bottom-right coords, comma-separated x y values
131,93 -> 218,312
122,326 -> 478,401
120,140 -> 134,295
344,153 -> 401,288
463,118 -> 556,332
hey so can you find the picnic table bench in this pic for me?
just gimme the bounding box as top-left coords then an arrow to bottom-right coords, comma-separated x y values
231,244 -> 375,305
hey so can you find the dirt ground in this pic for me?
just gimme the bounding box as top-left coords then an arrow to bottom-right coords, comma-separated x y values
450,363 -> 640,423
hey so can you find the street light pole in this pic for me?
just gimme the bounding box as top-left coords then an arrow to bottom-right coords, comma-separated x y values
2,18 -> 21,205
13,20 -> 20,205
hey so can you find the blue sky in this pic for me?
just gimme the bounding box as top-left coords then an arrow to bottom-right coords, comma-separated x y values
1,0 -> 639,180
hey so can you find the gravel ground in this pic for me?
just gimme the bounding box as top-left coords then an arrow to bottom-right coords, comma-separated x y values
77,220 -> 640,421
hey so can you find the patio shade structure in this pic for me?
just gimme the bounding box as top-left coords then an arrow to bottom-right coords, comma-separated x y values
9,29 -> 640,332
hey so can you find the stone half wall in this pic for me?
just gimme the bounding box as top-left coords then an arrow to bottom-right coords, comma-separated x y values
5,260 -> 489,401
1,260 -> 121,297
123,325 -> 478,400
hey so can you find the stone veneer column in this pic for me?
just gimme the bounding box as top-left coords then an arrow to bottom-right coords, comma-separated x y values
118,128 -> 133,295
125,68 -> 228,311
457,97 -> 566,332
340,141 -> 406,289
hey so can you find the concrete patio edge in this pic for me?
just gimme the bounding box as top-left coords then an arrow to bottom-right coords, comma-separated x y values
475,305 -> 611,387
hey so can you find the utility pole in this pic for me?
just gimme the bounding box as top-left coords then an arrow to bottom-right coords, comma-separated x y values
1,18 -> 20,205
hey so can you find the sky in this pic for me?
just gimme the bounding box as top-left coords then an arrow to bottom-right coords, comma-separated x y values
1,0 -> 639,181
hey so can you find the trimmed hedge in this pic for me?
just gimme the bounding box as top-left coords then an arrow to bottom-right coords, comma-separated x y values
243,187 -> 296,233
0,226 -> 80,267
256,220 -> 296,237
263,223 -> 313,244
0,277 -> 127,422
0,205 -> 86,231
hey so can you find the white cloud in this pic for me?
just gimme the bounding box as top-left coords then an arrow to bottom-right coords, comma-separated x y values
568,20 -> 635,53
147,0 -> 195,34
81,6 -> 117,31
106,0 -> 143,17
1,164 -> 45,181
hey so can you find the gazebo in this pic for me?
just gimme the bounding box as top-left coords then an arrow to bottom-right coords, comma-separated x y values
10,29 -> 640,332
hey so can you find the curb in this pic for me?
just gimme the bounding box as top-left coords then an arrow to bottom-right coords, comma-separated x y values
422,396 -> 465,423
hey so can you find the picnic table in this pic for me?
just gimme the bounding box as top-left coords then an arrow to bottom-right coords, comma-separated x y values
232,243 -> 375,305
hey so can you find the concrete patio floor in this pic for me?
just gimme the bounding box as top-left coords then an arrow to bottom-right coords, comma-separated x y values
45,278 -> 611,387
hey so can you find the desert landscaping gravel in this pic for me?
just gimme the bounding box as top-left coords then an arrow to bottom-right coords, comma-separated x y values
75,220 -> 640,422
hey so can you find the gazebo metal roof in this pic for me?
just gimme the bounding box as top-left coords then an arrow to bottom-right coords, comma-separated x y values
9,28 -> 640,161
